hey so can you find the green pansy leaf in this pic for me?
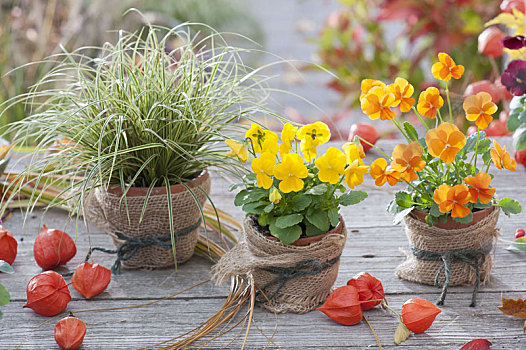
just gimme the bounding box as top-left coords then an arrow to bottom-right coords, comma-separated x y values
305,221 -> 325,237
425,214 -> 438,226
429,202 -> 442,217
513,126 -> 526,151
306,184 -> 328,195
258,213 -> 270,226
393,207 -> 414,225
242,200 -> 268,214
477,138 -> 492,153
473,202 -> 493,210
339,190 -> 368,206
275,213 -> 304,228
289,194 -> 312,211
482,151 -> 492,165
328,208 -> 340,227
498,198 -> 522,216
463,131 -> 486,155
263,202 -> 274,213
270,224 -> 302,245
0,283 -> 10,306
439,214 -> 448,224
395,191 -> 413,208
403,122 -> 419,142
229,182 -> 245,192
452,212 -> 473,224
234,190 -> 249,206
307,210 -> 330,232
0,261 -> 14,274
507,237 -> 526,254
507,108 -> 523,132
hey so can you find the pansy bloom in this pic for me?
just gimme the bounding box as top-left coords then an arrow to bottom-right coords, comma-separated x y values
225,140 -> 249,162
245,124 -> 279,154
274,153 -> 309,193
490,140 -> 517,171
503,35 -> 526,50
360,86 -> 397,120
433,184 -> 472,218
297,122 -> 331,161
343,144 -> 369,189
251,152 -> 275,189
369,158 -> 400,186
464,172 -> 496,204
279,122 -> 298,156
501,60 -> 526,96
417,87 -> 444,119
269,186 -> 282,204
463,92 -> 498,130
387,77 -> 415,112
360,79 -> 385,101
391,142 -> 426,182
425,123 -> 466,163
315,147 -> 346,184
431,53 -> 465,81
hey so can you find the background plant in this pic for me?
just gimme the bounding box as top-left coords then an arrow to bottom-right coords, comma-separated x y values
228,122 -> 368,244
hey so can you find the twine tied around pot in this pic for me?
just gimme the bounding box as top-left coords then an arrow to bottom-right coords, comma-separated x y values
86,218 -> 202,274
410,245 -> 489,307
256,256 -> 341,303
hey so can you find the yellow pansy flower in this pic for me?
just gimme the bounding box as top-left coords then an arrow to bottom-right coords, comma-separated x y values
425,122 -> 466,164
360,79 -> 386,101
431,53 -> 465,81
490,139 -> 517,172
279,122 -> 298,156
343,141 -> 366,159
369,158 -> 400,186
417,87 -> 444,119
225,139 -> 249,163
315,147 -> 346,184
251,152 -> 275,189
360,86 -> 397,120
343,144 -> 369,189
391,142 -> 426,181
274,153 -> 309,193
463,92 -> 498,130
297,122 -> 331,161
245,124 -> 279,154
387,77 -> 415,112
269,186 -> 282,204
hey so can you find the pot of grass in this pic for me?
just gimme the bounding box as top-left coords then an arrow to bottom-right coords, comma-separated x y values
1,23 -> 272,271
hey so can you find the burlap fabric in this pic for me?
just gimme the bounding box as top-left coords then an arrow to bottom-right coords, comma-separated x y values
85,171 -> 210,269
212,216 -> 347,314
396,208 -> 500,286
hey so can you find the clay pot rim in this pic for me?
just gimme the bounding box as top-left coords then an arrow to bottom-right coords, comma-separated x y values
106,170 -> 209,197
252,214 -> 344,247
411,206 -> 495,229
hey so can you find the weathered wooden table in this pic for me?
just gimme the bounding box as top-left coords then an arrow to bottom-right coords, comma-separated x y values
1,138 -> 525,349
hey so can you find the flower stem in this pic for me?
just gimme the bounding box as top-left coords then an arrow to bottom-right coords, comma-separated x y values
363,315 -> 383,350
412,106 -> 430,131
474,127 -> 480,170
392,118 -> 410,141
437,109 -> 444,124
357,136 -> 392,160
445,82 -> 453,123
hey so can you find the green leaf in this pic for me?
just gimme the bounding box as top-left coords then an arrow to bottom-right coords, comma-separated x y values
306,184 -> 328,195
328,208 -> 340,227
429,202 -> 442,217
507,237 -> 526,254
305,221 -> 325,237
482,150 -> 491,165
242,200 -> 268,214
395,191 -> 412,208
463,131 -> 486,155
473,202 -> 492,210
498,198 -> 522,216
269,224 -> 302,245
275,213 -> 304,228
403,122 -> 419,142
0,284 -> 10,306
393,207 -> 414,225
235,189 -> 268,206
477,138 -> 492,153
263,202 -> 274,213
234,190 -> 248,206
258,213 -> 270,226
452,212 -> 473,224
339,191 -> 367,206
228,182 -> 245,192
439,214 -> 448,224
513,126 -> 526,151
0,261 -> 14,274
425,214 -> 438,226
289,194 -> 312,211
307,210 -> 330,232
507,108 -> 524,132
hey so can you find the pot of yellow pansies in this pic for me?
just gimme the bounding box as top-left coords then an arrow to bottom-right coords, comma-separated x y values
221,121 -> 369,313
357,52 -> 522,307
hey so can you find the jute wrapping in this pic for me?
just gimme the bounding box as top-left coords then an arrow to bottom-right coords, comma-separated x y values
212,216 -> 347,314
84,171 -> 210,269
396,208 -> 500,286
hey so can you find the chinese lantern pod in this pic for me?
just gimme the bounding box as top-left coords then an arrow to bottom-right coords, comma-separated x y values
72,262 -> 111,299
24,271 -> 71,316
347,272 -> 385,310
33,225 -> 76,270
0,226 -> 17,265
55,316 -> 86,350
317,285 -> 363,325
401,298 -> 442,334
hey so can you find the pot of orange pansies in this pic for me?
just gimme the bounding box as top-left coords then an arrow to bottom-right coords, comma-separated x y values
357,53 -> 522,307
218,122 -> 369,313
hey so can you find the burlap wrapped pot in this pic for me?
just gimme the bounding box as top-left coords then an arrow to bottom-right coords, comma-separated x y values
396,207 -> 499,298
85,170 -> 210,270
213,215 -> 347,314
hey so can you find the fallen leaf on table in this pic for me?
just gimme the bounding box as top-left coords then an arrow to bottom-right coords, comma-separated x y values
507,236 -> 526,254
459,338 -> 492,350
498,295 -> 526,333
393,320 -> 411,345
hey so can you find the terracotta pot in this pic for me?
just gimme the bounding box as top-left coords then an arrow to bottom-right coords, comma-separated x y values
411,206 -> 495,230
263,215 -> 344,246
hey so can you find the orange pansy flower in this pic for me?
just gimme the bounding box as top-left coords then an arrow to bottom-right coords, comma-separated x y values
360,79 -> 385,101
463,92 -> 498,130
431,53 -> 465,81
387,77 -> 415,112
360,86 -> 397,121
433,184 -> 472,218
490,140 -> 517,172
417,87 -> 444,119
369,158 -> 400,186
425,122 -> 466,163
391,142 -> 426,182
464,172 -> 496,204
